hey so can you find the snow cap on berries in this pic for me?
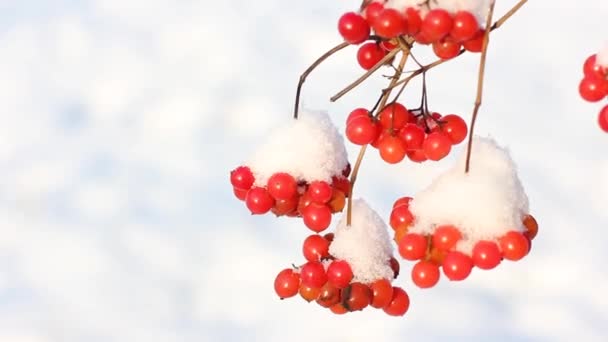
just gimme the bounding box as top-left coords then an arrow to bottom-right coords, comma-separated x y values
409,136 -> 529,255
597,43 -> 608,67
247,110 -> 349,186
329,199 -> 395,283
386,0 -> 493,25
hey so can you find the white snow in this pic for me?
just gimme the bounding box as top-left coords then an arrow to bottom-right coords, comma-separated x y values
385,0 -> 493,26
597,43 -> 608,68
329,199 -> 395,283
247,110 -> 349,186
408,136 -> 529,256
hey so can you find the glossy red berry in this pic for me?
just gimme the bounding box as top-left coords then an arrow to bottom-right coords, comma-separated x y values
499,231 -> 530,261
327,260 -> 353,289
472,240 -> 502,270
346,108 -> 370,126
433,38 -> 461,60
404,7 -> 422,35
411,260 -> 440,288
598,105 -> 608,133
346,115 -> 378,145
583,54 -> 607,79
421,9 -> 453,42
398,233 -> 427,260
383,286 -> 410,316
342,282 -> 372,312
302,204 -> 332,233
245,187 -> 274,214
308,181 -> 333,204
357,42 -> 386,70
463,29 -> 484,52
300,261 -> 328,288
450,11 -> 479,42
378,135 -> 407,164
579,76 -> 607,102
378,103 -> 411,130
274,268 -> 300,299
373,8 -> 407,38
407,149 -> 427,163
364,1 -> 384,25
302,234 -> 330,262
230,166 -> 255,190
423,132 -> 452,161
398,123 -> 425,150
233,187 -> 248,201
433,225 -> 462,251
392,196 -> 412,209
370,278 -> 393,309
442,251 -> 473,281
338,12 -> 370,44
390,204 -> 414,230
441,114 -> 468,144
267,172 -> 297,200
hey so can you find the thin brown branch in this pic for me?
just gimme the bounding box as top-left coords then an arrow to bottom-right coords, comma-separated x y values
346,51 -> 409,226
294,41 -> 350,119
492,0 -> 527,30
330,48 -> 400,103
465,1 -> 496,173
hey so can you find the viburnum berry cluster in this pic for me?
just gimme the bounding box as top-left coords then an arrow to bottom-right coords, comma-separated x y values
578,44 -> 608,132
229,0 -> 539,317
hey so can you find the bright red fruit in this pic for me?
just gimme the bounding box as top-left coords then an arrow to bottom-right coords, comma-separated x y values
330,303 -> 348,314
421,9 -> 453,42
450,11 -> 479,42
302,204 -> 332,232
378,135 -> 407,164
332,176 -> 351,197
463,29 -> 484,52
472,240 -> 502,270
308,181 -> 333,204
579,76 -> 608,102
404,7 -> 422,35
433,38 -> 461,59
392,196 -> 412,209
338,12 -> 370,44
398,123 -> 425,147
357,42 -> 386,70
316,283 -> 341,308
378,103 -> 411,130
327,260 -> 354,289
522,214 -> 539,240
347,108 -> 370,126
245,187 -> 274,214
233,187 -> 248,201
442,251 -> 473,281
423,132 -> 452,161
383,287 -> 410,316
299,284 -> 321,302
342,282 -> 371,311
398,233 -> 427,260
364,1 -> 384,25
267,173 -> 297,200
230,166 -> 254,190
598,105 -> 608,133
407,149 -> 427,163
274,268 -> 300,299
373,8 -> 407,38
414,31 -> 432,45
583,54 -> 607,79
411,260 -> 440,288
346,115 -> 379,145
300,261 -> 328,288
370,278 -> 393,308
271,196 -> 299,216
499,231 -> 530,261
390,204 -> 414,230
441,114 -> 468,144
302,234 -> 330,262
432,225 -> 462,251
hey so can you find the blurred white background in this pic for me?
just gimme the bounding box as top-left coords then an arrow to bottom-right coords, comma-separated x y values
0,0 -> 607,341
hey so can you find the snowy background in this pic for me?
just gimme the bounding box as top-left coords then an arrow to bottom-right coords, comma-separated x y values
1,0 -> 607,341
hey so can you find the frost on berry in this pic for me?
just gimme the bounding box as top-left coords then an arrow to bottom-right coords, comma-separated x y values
329,199 -> 395,283
597,43 -> 608,68
408,136 -> 530,256
247,110 -> 348,186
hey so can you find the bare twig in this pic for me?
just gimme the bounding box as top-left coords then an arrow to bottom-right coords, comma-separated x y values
464,1 -> 496,173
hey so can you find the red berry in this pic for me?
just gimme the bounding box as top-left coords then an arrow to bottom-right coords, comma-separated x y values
327,260 -> 354,289
357,42 -> 386,70
245,187 -> 274,214
378,135 -> 407,164
472,240 -> 502,270
433,38 -> 461,60
308,181 -> 333,204
373,8 -> 407,39
332,176 -> 351,197
230,166 -> 254,190
440,114 -> 468,144
398,123 -> 425,150
390,205 -> 414,230
338,12 -> 370,44
450,11 -> 479,42
299,284 -> 321,302
370,278 -> 393,308
522,214 -> 539,240
371,126 -> 390,148
271,196 -> 299,216
346,115 -> 379,145
302,234 -> 330,262
463,29 -> 484,52
423,132 -> 452,161
392,196 -> 412,209
579,76 -> 607,102
267,172 -> 297,200
442,251 -> 473,281
330,303 -> 348,314
583,54 -> 607,80
383,286 -> 410,316
316,283 -> 341,308
346,108 -> 370,126
398,233 -> 427,260
302,204 -> 332,233
342,282 -> 371,312
378,103 -> 411,130
364,1 -> 384,25
274,268 -> 300,299
389,256 -> 400,279
233,187 -> 248,201
421,9 -> 453,42
598,105 -> 608,133
499,231 -> 530,261
411,260 -> 440,288
404,7 -> 422,35
300,261 -> 328,288
433,225 -> 462,251
407,149 -> 427,163
414,31 -> 432,45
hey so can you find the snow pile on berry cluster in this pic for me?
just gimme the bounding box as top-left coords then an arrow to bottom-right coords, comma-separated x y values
330,199 -> 395,283
247,110 -> 348,186
408,136 -> 529,255
385,0 -> 493,23
597,43 -> 608,67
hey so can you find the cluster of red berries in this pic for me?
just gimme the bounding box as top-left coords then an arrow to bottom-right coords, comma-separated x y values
345,103 -> 468,163
338,2 -> 487,69
389,197 -> 539,288
578,53 -> 608,132
274,232 -> 410,316
230,166 -> 352,232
